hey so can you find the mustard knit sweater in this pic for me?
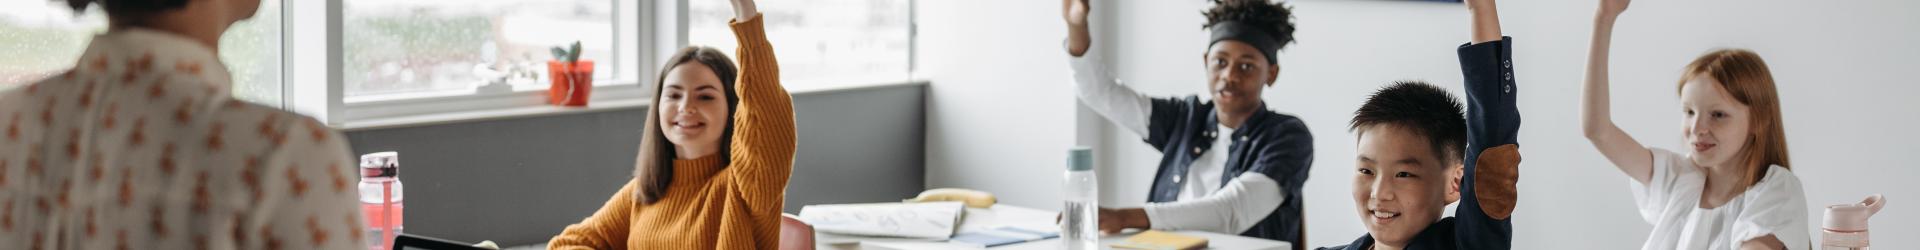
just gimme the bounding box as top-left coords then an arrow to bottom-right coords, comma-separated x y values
548,16 -> 794,250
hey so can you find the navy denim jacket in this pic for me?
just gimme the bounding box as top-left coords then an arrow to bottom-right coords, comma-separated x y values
1320,37 -> 1523,250
1142,96 -> 1314,244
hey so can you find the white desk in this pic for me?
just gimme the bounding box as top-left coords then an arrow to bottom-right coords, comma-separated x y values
814,204 -> 1290,250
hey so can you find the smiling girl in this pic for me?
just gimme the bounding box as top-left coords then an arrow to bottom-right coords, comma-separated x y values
547,0 -> 796,248
1581,0 -> 1809,249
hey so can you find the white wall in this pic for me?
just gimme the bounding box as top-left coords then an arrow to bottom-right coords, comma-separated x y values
1087,0 -> 1920,249
915,0 -> 1087,211
917,0 -> 1920,248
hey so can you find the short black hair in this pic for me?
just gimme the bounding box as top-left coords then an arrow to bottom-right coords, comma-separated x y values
1202,0 -> 1297,50
1350,81 -> 1466,164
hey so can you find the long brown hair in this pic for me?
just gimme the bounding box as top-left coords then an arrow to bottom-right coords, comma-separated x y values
1677,48 -> 1790,187
634,46 -> 740,204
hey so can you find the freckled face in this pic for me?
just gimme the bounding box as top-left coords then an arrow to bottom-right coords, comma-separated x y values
1678,76 -> 1752,169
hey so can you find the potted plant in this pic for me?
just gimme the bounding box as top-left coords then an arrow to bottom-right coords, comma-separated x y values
547,41 -> 592,106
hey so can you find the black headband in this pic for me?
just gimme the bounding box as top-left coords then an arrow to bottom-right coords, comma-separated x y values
1208,21 -> 1282,65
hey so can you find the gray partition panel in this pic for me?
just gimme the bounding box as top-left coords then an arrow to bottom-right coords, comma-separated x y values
342,84 -> 926,246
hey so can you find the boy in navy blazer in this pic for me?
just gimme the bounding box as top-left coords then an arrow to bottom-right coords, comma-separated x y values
1318,0 -> 1520,249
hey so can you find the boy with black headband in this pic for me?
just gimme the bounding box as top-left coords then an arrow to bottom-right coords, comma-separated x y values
1061,0 -> 1312,246
1319,0 -> 1521,249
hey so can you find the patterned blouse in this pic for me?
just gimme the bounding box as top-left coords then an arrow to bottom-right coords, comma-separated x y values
0,28 -> 366,250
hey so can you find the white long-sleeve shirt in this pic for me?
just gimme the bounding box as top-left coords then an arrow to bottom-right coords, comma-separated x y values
0,28 -> 367,250
1068,44 -> 1285,234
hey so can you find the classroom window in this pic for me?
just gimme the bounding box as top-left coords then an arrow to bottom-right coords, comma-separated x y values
342,0 -> 617,102
0,0 -> 284,107
3,0 -> 914,127
686,0 -> 912,88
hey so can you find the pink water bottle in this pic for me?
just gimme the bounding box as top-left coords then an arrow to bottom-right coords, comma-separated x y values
359,152 -> 405,250
1821,194 -> 1885,250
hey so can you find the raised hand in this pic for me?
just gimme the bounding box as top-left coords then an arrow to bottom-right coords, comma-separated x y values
1581,0 -> 1656,184
1064,0 -> 1092,56
730,0 -> 759,22
1465,0 -> 1497,14
1466,0 -> 1502,43
1063,0 -> 1089,27
1598,0 -> 1630,20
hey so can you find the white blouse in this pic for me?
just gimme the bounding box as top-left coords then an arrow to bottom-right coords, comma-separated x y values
1631,147 -> 1810,250
0,28 -> 366,250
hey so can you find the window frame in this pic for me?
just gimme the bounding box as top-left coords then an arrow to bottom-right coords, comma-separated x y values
289,0 -> 659,129
284,0 -> 915,130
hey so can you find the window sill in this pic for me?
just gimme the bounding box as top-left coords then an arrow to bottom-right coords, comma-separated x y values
336,79 -> 926,131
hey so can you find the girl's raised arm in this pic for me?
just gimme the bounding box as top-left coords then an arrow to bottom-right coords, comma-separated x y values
1582,0 -> 1655,184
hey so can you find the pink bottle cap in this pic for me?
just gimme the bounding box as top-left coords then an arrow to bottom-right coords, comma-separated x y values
1823,194 -> 1885,231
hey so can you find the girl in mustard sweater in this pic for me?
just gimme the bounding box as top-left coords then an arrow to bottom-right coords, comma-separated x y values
548,0 -> 794,248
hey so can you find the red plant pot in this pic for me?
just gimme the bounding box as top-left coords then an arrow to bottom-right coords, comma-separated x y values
547,60 -> 595,106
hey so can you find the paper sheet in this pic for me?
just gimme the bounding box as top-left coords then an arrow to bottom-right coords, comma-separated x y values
799,202 -> 966,239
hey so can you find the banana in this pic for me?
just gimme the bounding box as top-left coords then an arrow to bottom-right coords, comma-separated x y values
903,188 -> 997,208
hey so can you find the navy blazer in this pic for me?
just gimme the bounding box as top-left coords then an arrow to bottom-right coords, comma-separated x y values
1320,37 -> 1523,250
1142,96 -> 1314,244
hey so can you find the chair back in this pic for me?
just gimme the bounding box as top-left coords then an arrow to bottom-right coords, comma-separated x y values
779,213 -> 815,250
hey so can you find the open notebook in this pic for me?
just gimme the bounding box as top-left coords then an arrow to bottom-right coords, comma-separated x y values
798,201 -> 966,239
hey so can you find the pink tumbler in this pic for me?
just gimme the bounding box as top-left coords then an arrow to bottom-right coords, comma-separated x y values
1821,194 -> 1885,250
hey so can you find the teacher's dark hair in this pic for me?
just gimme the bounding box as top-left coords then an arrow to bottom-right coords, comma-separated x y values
60,0 -> 191,17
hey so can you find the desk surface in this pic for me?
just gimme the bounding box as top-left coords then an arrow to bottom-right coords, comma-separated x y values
814,204 -> 1290,250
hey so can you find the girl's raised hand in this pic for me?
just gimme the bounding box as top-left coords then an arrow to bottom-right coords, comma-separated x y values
730,0 -> 758,21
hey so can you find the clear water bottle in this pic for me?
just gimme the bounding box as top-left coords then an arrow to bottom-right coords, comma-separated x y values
1062,147 -> 1099,250
359,152 -> 405,250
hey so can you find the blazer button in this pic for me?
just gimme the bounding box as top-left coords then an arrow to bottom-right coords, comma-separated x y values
1192,146 -> 1203,155
1173,175 -> 1183,183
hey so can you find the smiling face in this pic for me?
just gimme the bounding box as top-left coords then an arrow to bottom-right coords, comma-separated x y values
657,62 -> 731,158
1352,124 -> 1457,247
1202,40 -> 1278,117
1678,76 -> 1754,169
